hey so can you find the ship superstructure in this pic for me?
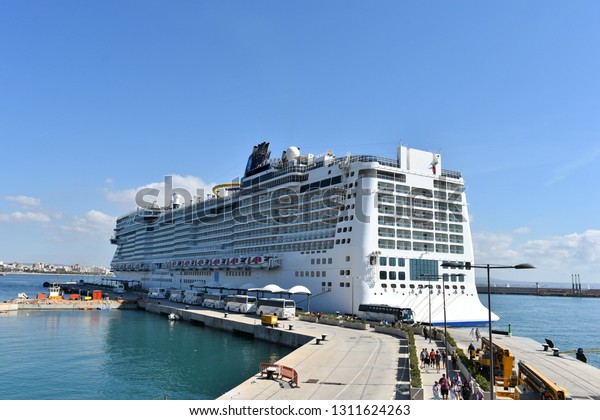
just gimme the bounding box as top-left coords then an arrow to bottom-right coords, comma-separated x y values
110,142 -> 494,326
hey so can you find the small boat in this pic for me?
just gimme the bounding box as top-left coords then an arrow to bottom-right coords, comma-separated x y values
113,284 -> 125,294
168,313 -> 180,321
17,292 -> 29,299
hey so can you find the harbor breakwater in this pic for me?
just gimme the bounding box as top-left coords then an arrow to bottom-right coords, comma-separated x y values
477,285 -> 600,297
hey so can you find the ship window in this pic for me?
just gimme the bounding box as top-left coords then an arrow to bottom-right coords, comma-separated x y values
311,258 -> 315,264
345,270 -> 350,275
389,257 -> 396,267
328,282 -> 332,287
322,271 -> 326,277
340,282 -> 345,287
400,284 -> 406,288
381,283 -> 387,288
346,256 -> 350,262
380,271 -> 387,280
389,271 -> 397,280
322,282 -> 326,287
391,284 -> 397,289
379,257 -> 387,266
316,271 -> 320,277
398,272 -> 406,280
345,282 -> 350,287
340,270 -> 345,275
409,258 -> 439,281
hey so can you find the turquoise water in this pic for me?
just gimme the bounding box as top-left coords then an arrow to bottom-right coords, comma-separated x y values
0,275 -> 290,400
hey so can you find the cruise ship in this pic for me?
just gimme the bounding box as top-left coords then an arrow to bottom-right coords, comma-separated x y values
110,142 -> 496,326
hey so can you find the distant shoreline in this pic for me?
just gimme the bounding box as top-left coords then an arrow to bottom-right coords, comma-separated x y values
1,272 -> 112,277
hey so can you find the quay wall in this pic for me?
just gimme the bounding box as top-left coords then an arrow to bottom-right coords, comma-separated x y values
140,301 -> 315,349
0,298 -> 137,311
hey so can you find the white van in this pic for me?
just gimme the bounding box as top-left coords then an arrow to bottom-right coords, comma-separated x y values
147,288 -> 166,299
169,290 -> 184,303
202,293 -> 227,309
225,295 -> 257,313
182,290 -> 204,305
256,298 -> 296,319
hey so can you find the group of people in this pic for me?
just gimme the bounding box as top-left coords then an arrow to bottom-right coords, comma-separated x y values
420,348 -> 446,373
432,373 -> 484,400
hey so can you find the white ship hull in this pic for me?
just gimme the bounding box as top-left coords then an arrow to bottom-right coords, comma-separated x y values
111,142 -> 496,327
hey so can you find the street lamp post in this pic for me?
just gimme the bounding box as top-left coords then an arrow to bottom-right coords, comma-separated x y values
418,275 -> 434,343
441,261 -> 535,400
441,274 -> 449,380
428,277 -> 432,343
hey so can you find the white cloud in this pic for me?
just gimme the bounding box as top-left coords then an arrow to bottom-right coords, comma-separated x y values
61,210 -> 115,236
0,211 -> 51,223
3,195 -> 41,208
473,229 -> 600,284
513,226 -> 530,235
520,230 -> 600,269
104,174 -> 216,210
472,231 -> 521,263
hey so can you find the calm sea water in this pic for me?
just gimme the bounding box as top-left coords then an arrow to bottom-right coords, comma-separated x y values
0,274 -> 290,400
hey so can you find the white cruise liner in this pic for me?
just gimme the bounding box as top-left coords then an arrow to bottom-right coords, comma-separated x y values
110,142 -> 496,326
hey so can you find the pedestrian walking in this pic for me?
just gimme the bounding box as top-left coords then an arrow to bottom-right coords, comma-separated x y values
432,381 -> 441,400
439,374 -> 449,400
435,350 -> 441,373
429,349 -> 436,369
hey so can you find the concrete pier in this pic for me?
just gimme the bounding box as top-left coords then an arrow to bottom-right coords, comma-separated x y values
139,300 -> 410,400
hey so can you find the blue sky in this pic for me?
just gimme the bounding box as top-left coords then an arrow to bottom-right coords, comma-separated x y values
1,1 -> 598,285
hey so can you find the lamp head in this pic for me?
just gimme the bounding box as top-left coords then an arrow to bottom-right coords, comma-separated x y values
514,263 -> 536,269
